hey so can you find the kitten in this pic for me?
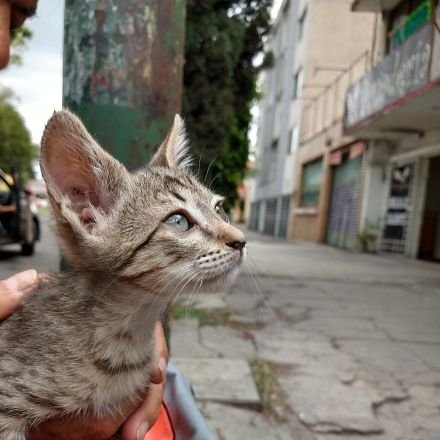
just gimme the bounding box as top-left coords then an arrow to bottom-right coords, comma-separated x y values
0,110 -> 246,440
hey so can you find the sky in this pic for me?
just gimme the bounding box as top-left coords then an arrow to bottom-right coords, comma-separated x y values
0,0 -> 64,144
0,0 -> 282,148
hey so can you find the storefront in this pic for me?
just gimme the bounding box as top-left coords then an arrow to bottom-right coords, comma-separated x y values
326,142 -> 365,250
380,147 -> 440,261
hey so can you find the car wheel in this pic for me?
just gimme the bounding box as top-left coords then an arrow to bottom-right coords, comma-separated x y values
21,241 -> 34,256
21,221 -> 37,256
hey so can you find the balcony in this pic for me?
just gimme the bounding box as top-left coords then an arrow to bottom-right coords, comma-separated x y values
351,0 -> 403,12
344,23 -> 440,138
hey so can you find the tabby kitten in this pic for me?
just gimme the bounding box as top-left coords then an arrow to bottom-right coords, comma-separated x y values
0,110 -> 246,439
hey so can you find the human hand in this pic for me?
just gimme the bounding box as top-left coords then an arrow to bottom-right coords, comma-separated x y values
0,0 -> 38,68
0,269 -> 39,320
27,322 -> 169,440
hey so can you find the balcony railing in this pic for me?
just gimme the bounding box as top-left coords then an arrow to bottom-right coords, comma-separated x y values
300,50 -> 371,143
344,23 -> 434,132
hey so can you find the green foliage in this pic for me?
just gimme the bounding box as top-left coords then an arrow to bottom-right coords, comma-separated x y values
9,27 -> 33,65
183,0 -> 272,210
0,94 -> 36,181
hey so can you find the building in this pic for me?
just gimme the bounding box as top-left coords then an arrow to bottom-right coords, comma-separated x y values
249,0 -> 302,238
345,0 -> 440,260
250,0 -> 375,241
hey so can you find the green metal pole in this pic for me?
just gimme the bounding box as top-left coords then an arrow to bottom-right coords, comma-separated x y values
62,1 -> 186,341
62,0 -> 186,170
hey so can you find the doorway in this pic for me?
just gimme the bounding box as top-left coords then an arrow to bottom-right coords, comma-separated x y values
418,156 -> 440,261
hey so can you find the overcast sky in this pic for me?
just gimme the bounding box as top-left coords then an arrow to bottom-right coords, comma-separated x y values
0,0 -> 282,147
0,0 -> 64,145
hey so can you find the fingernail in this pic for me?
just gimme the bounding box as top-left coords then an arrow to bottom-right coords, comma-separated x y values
136,421 -> 149,440
159,357 -> 167,375
4,269 -> 37,294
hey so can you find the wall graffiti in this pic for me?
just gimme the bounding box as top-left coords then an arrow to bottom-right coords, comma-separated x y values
345,25 -> 432,129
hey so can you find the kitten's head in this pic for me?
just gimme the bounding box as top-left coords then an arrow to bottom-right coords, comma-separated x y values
40,110 -> 246,296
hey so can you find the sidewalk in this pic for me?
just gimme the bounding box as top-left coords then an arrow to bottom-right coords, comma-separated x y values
170,227 -> 440,440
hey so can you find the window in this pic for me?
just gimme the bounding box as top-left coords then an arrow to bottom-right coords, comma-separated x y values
387,0 -> 431,52
298,8 -> 307,42
300,158 -> 323,207
292,67 -> 303,99
288,126 -> 298,154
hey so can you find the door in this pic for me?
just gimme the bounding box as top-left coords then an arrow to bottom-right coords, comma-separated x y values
418,156 -> 440,261
326,154 -> 363,250
381,163 -> 415,254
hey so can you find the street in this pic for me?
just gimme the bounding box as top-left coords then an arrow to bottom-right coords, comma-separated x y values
1,215 -> 440,439
0,211 -> 59,278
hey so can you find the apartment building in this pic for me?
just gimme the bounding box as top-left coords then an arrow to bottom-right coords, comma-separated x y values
249,0 -> 302,237
345,0 -> 440,260
250,0 -> 375,240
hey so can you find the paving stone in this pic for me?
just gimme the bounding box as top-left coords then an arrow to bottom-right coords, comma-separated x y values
293,316 -> 389,340
199,402 -> 300,440
337,340 -> 429,382
170,318 -> 216,358
176,293 -> 227,310
397,342 -> 440,370
374,384 -> 440,440
199,325 -> 256,359
172,358 -> 260,406
280,372 -> 383,434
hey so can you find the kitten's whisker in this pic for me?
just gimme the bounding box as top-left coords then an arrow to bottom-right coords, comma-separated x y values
143,264 -> 194,322
197,152 -> 203,179
243,257 -> 277,321
208,173 -> 221,191
204,156 -> 217,183
185,272 -> 205,319
164,270 -> 200,319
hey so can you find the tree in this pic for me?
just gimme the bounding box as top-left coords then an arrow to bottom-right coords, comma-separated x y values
183,0 -> 272,211
0,93 -> 36,181
9,27 -> 33,66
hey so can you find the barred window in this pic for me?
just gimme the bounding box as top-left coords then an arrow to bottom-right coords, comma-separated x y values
300,158 -> 323,207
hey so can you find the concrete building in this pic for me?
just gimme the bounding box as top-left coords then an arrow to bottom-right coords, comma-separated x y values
249,0 -> 302,238
250,0 -> 375,240
345,0 -> 440,261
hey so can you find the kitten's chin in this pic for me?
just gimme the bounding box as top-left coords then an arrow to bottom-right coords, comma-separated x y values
202,266 -> 240,292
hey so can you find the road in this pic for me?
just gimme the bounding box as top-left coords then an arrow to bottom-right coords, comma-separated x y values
0,211 -> 59,278
171,227 -> 440,440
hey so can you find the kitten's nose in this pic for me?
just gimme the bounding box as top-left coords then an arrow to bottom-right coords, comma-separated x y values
226,240 -> 247,250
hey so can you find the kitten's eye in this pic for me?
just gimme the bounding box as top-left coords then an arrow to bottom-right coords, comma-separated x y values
215,201 -> 229,223
164,214 -> 192,231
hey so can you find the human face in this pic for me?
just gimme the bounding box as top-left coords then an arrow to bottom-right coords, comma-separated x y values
0,0 -> 38,69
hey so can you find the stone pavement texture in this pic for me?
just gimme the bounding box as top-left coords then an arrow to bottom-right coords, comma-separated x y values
170,227 -> 440,440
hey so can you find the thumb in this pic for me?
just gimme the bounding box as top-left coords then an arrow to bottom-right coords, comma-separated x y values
3,269 -> 38,294
0,270 -> 38,320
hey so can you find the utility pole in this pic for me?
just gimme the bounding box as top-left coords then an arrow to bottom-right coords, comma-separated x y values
62,0 -> 186,169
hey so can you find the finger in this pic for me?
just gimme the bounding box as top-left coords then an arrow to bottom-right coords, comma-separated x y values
149,322 -> 169,385
0,270 -> 38,320
0,0 -> 11,69
3,269 -> 38,294
120,382 -> 165,440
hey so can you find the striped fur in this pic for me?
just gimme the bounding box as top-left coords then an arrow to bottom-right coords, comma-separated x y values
0,110 -> 245,438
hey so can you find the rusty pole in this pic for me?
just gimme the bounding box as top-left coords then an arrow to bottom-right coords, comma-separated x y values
62,0 -> 186,170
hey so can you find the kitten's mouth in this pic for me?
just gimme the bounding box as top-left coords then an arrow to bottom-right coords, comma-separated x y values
196,248 -> 244,284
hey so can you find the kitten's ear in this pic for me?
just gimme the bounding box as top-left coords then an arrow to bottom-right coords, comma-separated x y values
40,110 -> 127,226
149,114 -> 192,170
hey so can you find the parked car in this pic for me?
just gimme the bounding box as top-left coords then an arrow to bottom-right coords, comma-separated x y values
0,168 -> 40,255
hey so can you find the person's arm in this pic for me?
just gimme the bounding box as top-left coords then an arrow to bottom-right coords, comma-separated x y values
0,204 -> 16,213
0,271 -> 169,440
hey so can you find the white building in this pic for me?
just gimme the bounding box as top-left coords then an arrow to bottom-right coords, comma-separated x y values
346,0 -> 440,261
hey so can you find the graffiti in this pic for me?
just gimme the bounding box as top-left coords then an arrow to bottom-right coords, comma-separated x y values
345,25 -> 432,129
